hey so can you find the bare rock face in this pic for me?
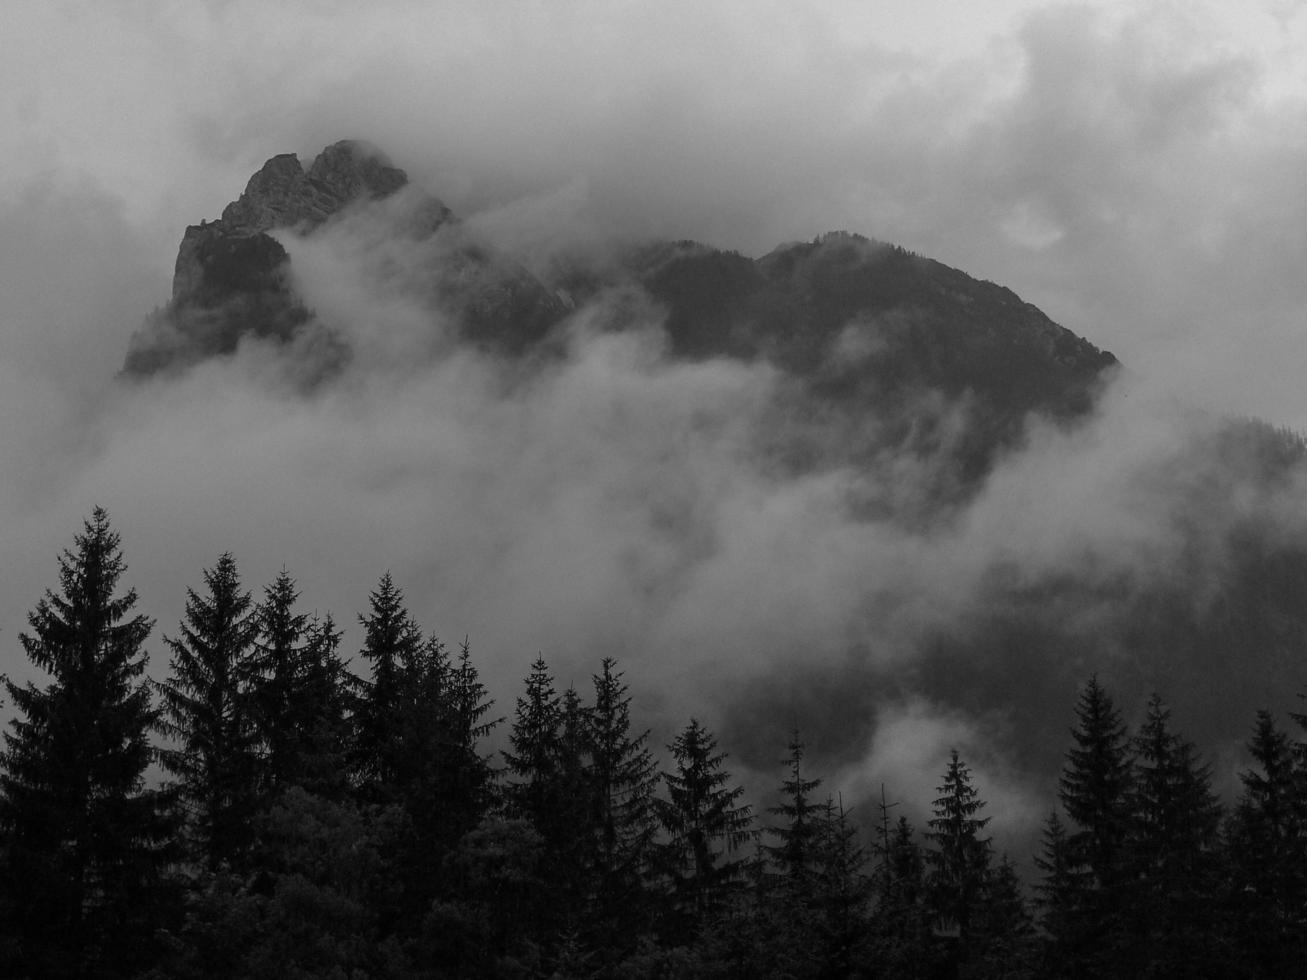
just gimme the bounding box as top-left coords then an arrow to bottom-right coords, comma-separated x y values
123,141 -> 560,377
218,141 -> 408,237
170,140 -> 411,314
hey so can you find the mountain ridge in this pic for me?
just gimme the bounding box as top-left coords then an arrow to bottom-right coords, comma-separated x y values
124,142 -> 1116,405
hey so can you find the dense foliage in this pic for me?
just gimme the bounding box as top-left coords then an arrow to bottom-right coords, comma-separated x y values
3,512 -> 1307,978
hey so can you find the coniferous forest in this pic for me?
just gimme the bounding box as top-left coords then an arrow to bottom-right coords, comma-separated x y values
5,509 -> 1307,979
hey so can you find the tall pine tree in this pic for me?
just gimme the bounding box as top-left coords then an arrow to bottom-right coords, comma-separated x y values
439,638 -> 499,842
1034,810 -> 1083,976
874,814 -> 931,973
1123,693 -> 1224,975
353,572 -> 422,800
1226,709 -> 1307,974
157,552 -> 262,872
811,796 -> 873,976
1056,674 -> 1132,970
764,728 -> 823,883
586,656 -> 659,929
249,568 -> 313,795
924,749 -> 992,964
290,612 -> 356,801
653,718 -> 755,940
0,509 -> 178,978
503,656 -> 565,834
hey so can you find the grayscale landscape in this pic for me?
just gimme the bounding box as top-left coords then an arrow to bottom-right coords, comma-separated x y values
3,2 -> 1307,976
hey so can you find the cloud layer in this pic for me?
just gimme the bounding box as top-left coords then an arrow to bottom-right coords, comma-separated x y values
6,1 -> 1307,852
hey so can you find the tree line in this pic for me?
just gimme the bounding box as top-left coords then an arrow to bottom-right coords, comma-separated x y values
1,510 -> 1305,978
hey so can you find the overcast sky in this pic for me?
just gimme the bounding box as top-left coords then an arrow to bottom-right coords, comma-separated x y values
4,0 -> 1307,844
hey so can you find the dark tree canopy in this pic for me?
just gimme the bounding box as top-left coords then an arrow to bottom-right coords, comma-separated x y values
157,551 -> 261,871
352,572 -> 423,799
654,717 -> 756,939
503,655 -> 565,831
6,515 -> 1307,978
0,509 -> 177,978
249,568 -> 313,794
925,749 -> 992,955
764,728 -> 823,881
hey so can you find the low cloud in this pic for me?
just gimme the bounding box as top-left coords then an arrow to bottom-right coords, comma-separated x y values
6,1 -> 1307,856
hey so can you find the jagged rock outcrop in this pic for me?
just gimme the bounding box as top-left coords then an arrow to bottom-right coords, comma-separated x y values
218,143 -> 408,236
123,140 -> 563,376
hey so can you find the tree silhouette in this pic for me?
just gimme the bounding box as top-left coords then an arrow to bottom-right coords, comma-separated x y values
925,748 -> 991,963
157,552 -> 261,871
654,718 -> 755,940
1123,693 -> 1224,974
1226,709 -> 1307,974
503,655 -> 564,833
586,656 -> 659,938
764,728 -> 823,882
248,568 -> 313,795
0,509 -> 178,978
1057,674 -> 1132,969
352,572 -> 422,799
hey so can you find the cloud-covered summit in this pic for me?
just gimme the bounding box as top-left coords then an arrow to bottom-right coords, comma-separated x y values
121,142 -> 1119,506
123,140 -> 564,376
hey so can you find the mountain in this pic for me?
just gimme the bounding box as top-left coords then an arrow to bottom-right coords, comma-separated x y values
568,234 -> 1118,501
124,143 -> 1116,394
123,141 -> 1117,506
123,140 -> 566,375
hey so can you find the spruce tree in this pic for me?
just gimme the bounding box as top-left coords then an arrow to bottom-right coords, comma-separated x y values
157,552 -> 261,871
924,749 -> 992,962
1226,709 -> 1307,973
290,613 -> 355,801
653,718 -> 755,939
586,657 -> 658,924
1124,693 -> 1224,974
1060,677 -> 1132,873
1034,811 -> 1083,974
353,572 -> 422,799
439,638 -> 499,840
497,656 -> 576,945
809,796 -> 873,976
503,656 -> 564,833
974,855 -> 1037,976
1056,675 -> 1132,967
747,733 -> 832,979
397,636 -> 497,845
249,568 -> 313,794
875,814 -> 931,972
764,728 -> 823,883
0,509 -> 178,978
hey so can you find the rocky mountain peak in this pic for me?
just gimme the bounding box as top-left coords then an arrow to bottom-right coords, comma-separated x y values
123,141 -> 564,377
306,140 -> 407,206
218,140 -> 408,237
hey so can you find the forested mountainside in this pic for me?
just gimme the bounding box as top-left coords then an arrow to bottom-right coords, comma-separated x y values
4,510 -> 1307,978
